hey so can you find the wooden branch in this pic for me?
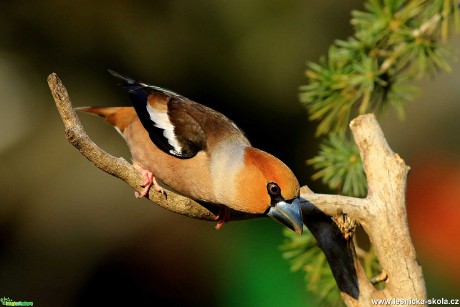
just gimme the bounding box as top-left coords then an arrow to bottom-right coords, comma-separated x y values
300,187 -> 371,221
300,114 -> 426,305
350,115 -> 426,301
49,73 -> 426,306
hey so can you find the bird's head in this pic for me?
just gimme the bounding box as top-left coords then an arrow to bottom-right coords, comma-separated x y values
235,147 -> 304,234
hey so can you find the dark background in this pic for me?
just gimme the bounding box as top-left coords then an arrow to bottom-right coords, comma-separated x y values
0,1 -> 459,306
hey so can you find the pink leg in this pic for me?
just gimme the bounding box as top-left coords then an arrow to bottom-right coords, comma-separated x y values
134,164 -> 164,198
214,206 -> 230,230
151,176 -> 164,194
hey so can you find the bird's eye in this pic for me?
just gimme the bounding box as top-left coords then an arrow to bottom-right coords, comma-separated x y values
267,182 -> 281,196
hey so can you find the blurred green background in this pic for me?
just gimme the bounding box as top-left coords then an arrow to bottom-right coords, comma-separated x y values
0,1 -> 459,306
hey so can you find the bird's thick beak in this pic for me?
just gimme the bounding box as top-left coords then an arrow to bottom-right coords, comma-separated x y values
267,197 -> 303,235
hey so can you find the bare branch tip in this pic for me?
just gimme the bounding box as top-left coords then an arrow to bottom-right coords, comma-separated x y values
47,73 -> 60,87
350,113 -> 376,128
300,185 -> 313,195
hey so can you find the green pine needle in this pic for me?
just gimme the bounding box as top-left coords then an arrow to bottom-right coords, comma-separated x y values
300,0 -> 458,136
308,134 -> 367,197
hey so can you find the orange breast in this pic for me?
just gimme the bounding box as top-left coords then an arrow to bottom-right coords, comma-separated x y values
124,118 -> 216,203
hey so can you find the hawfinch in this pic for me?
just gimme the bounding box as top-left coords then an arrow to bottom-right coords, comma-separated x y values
78,70 -> 303,234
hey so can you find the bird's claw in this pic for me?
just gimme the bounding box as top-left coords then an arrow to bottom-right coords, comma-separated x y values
214,206 -> 230,230
152,176 -> 165,196
134,165 -> 165,198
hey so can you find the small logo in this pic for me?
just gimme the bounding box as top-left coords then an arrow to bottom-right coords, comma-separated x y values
0,297 -> 33,306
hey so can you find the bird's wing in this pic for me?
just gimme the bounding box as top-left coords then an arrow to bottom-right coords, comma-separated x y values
109,69 -> 207,159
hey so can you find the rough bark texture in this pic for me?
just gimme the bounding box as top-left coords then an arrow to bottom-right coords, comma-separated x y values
49,73 -> 426,306
349,115 -> 426,303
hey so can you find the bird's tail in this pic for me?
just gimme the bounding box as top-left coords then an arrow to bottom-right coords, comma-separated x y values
76,106 -> 136,134
76,106 -> 123,119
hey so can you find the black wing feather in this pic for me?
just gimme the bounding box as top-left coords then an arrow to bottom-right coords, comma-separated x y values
108,69 -> 204,159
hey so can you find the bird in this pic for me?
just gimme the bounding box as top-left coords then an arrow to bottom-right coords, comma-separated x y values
77,70 -> 304,234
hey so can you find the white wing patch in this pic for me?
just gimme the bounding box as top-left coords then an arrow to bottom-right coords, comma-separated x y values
146,103 -> 183,154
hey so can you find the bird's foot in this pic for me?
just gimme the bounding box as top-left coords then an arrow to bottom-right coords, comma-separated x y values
133,165 -> 164,198
135,167 -> 153,198
214,206 -> 230,230
152,176 -> 165,195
